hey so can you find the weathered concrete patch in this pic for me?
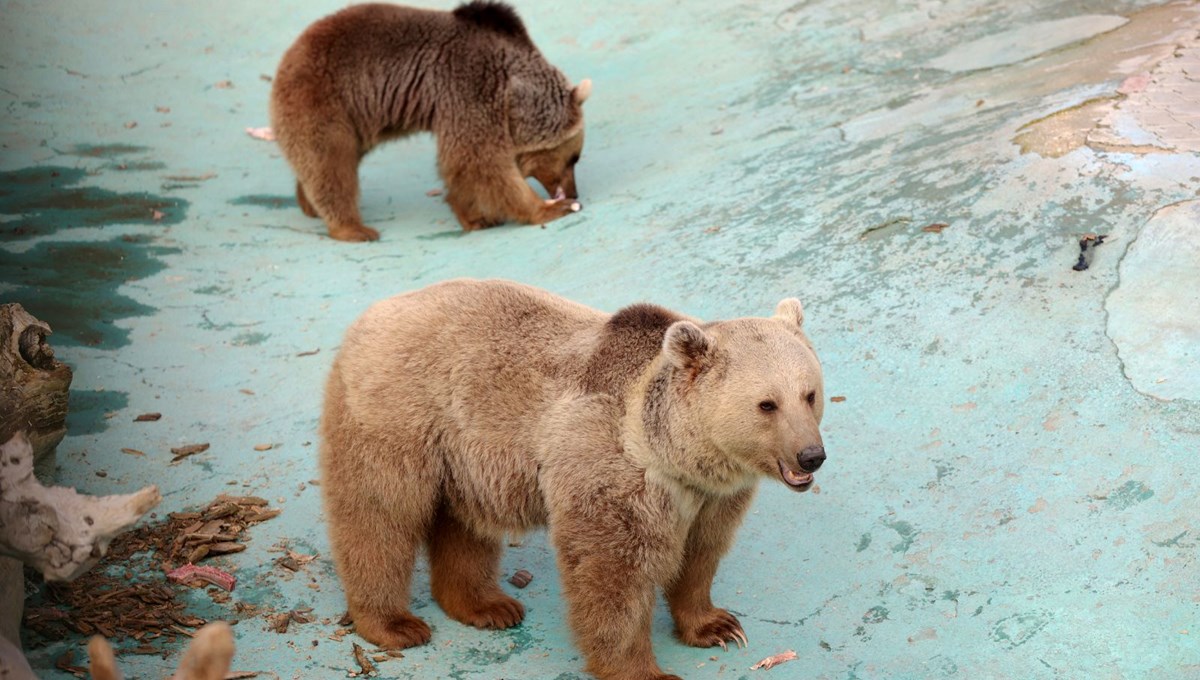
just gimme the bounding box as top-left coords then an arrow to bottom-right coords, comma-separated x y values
1016,30 -> 1200,157
1106,200 -> 1200,401
927,15 -> 1129,73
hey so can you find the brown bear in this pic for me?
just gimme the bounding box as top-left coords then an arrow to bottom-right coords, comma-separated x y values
269,2 -> 591,241
319,279 -> 827,680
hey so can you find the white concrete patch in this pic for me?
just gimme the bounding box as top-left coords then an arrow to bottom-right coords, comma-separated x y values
1107,200 -> 1200,401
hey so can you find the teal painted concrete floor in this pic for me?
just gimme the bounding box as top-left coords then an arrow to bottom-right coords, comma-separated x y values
3,0 -> 1200,677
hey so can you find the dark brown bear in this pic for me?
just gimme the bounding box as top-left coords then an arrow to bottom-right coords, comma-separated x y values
270,2 -> 591,241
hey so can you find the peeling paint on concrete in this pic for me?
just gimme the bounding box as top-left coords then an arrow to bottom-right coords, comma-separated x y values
1106,200 -> 1200,401
927,15 -> 1129,73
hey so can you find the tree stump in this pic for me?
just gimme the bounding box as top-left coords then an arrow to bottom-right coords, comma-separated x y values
0,304 -> 72,648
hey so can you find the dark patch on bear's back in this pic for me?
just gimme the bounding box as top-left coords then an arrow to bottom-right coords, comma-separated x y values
453,1 -> 532,46
581,304 -> 682,396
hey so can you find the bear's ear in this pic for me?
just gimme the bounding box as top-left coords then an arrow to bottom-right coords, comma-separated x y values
663,321 -> 712,369
773,298 -> 804,329
573,79 -> 592,104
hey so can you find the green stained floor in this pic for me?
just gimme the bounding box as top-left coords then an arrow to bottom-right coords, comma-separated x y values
2,0 -> 1199,678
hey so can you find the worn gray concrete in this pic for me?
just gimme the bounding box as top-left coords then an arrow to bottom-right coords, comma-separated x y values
2,0 -> 1199,678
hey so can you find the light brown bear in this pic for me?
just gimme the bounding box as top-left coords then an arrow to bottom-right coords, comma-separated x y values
270,2 -> 591,241
319,279 -> 827,680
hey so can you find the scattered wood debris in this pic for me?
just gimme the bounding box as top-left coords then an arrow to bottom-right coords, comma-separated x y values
750,650 -> 797,670
353,643 -> 377,676
921,222 -> 949,233
134,412 -> 162,422
120,447 -> 145,456
23,495 -> 279,649
296,348 -> 320,357
425,188 -> 443,197
253,443 -> 274,451
830,396 -> 847,403
508,569 -> 533,588
170,442 -> 210,463
215,80 -> 234,89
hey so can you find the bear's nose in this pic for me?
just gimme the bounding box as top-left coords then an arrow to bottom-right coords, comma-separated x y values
797,445 -> 825,473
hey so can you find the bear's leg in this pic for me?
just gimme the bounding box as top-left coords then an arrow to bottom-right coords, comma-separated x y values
552,535 -> 681,680
286,127 -> 380,242
296,181 -> 318,218
665,490 -> 754,650
326,485 -> 435,649
428,504 -> 525,629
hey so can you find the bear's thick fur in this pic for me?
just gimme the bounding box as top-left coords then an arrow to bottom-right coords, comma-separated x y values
320,279 -> 826,680
270,2 -> 590,241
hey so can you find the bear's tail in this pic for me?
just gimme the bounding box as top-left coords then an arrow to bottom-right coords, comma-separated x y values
453,1 -> 532,46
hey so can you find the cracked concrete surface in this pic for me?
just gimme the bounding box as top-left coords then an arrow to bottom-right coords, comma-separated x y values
2,0 -> 1199,678
1107,200 -> 1200,401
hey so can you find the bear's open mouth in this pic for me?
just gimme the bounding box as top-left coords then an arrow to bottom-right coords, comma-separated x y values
777,461 -> 814,490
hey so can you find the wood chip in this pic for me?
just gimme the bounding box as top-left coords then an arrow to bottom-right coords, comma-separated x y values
270,613 -> 290,634
170,442 -> 210,462
245,508 -> 282,523
121,447 -> 146,456
921,222 -> 949,233
134,412 -> 162,421
830,396 -> 847,403
425,188 -> 443,197
253,443 -> 273,451
353,643 -> 377,676
296,348 -> 320,357
55,650 -> 87,677
225,673 -> 260,679
507,569 -> 533,588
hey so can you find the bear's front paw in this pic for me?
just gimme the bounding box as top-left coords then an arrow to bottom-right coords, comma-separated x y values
536,197 -> 582,224
443,592 -> 526,630
675,608 -> 747,650
352,611 -> 432,649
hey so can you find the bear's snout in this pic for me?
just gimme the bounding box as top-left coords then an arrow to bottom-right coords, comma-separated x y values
797,445 -> 825,473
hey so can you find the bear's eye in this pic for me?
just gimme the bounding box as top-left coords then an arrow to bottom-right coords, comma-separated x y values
758,400 -> 777,413
806,392 -> 817,407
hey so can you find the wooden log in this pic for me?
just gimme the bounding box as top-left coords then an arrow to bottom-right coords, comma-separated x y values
0,303 -> 72,647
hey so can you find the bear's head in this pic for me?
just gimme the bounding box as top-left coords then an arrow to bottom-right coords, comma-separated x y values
510,77 -> 590,200
641,299 -> 825,495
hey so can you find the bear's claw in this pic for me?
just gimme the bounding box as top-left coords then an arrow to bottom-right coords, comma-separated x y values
678,608 -> 748,650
